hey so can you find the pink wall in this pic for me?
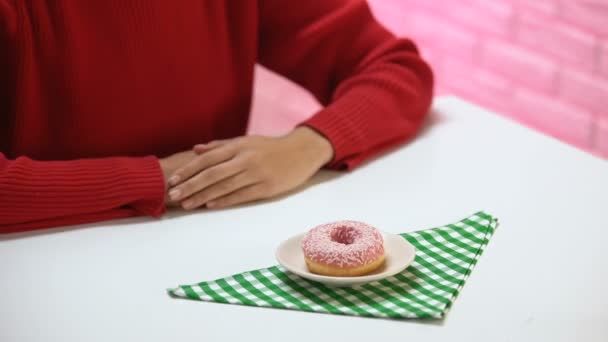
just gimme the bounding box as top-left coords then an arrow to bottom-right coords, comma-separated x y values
249,1 -> 608,159
368,0 -> 608,158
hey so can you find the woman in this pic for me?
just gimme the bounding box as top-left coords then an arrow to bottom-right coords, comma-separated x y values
0,0 -> 433,233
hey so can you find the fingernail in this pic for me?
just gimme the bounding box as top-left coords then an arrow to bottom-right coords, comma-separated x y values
169,189 -> 181,200
168,175 -> 180,186
182,200 -> 193,209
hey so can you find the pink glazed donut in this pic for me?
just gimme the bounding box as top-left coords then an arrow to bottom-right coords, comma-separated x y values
301,221 -> 385,277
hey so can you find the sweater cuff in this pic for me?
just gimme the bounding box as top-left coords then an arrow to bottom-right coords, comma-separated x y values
126,156 -> 166,217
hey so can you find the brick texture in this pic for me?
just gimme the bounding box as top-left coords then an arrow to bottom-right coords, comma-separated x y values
366,0 -> 608,159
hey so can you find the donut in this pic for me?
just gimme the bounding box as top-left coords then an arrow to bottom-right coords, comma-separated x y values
301,221 -> 385,277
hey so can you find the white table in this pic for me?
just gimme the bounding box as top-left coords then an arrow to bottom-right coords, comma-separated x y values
2,96 -> 607,341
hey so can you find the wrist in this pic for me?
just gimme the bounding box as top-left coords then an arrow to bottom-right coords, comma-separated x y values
286,126 -> 334,168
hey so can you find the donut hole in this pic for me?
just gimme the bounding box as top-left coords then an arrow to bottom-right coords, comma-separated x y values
330,226 -> 360,245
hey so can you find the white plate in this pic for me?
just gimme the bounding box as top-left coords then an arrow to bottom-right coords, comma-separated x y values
275,232 -> 416,287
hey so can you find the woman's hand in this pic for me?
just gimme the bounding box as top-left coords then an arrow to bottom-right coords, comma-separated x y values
158,150 -> 197,206
167,127 -> 333,210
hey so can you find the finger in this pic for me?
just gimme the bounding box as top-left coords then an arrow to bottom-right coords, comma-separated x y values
193,139 -> 231,155
192,145 -> 213,155
169,158 -> 243,201
168,146 -> 234,186
181,172 -> 257,210
205,184 -> 266,209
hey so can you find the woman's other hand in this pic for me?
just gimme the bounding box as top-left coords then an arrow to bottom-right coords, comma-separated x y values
167,127 -> 333,210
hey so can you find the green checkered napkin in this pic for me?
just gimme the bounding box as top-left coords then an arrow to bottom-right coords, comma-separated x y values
168,212 -> 498,319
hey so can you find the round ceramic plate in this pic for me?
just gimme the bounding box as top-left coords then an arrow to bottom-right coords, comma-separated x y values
275,232 -> 416,287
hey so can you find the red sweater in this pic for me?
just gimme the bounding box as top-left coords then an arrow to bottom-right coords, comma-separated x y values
0,0 -> 433,233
